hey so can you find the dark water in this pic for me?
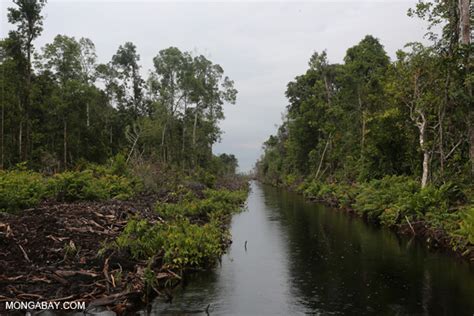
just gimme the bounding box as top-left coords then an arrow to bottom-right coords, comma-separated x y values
148,182 -> 474,315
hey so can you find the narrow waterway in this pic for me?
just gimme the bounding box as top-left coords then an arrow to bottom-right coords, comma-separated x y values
150,181 -> 474,315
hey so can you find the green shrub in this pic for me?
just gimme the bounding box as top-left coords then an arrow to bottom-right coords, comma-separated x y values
302,180 -> 354,205
156,189 -> 246,219
354,175 -> 419,222
295,180 -> 309,194
457,206 -> 474,245
404,183 -> 459,214
0,170 -> 50,212
352,176 -> 463,227
161,218 -> 225,268
116,218 -> 226,269
48,170 -> 136,202
203,188 -> 247,206
0,167 -> 138,212
109,153 -> 129,176
194,169 -> 217,188
283,174 -> 298,187
330,183 -> 358,207
116,219 -> 165,259
303,180 -> 322,199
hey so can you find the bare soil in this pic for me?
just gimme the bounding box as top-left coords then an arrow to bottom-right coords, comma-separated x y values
0,193 -> 177,314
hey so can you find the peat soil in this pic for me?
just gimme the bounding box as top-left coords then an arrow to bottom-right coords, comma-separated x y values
0,192 -> 180,315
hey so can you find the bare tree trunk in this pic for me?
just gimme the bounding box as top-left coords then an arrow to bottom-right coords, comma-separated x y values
358,88 -> 365,155
315,135 -> 331,179
161,121 -> 167,163
181,99 -> 187,169
459,0 -> 471,45
23,39 -> 33,162
324,75 -> 331,105
86,102 -> 90,128
63,119 -> 67,169
418,112 -> 429,188
361,111 -> 366,152
126,134 -> 139,163
192,111 -> 198,147
18,122 -> 22,159
192,107 -> 199,167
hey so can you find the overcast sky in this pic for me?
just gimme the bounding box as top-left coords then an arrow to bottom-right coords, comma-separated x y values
0,0 -> 429,171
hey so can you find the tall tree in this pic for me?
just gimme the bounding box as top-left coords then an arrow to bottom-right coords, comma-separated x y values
390,44 -> 444,188
343,35 -> 389,157
149,47 -> 188,162
111,42 -> 145,117
409,0 -> 473,175
7,0 -> 46,160
40,35 -> 93,168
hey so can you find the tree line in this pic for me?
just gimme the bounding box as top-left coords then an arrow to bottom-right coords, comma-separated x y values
257,0 -> 472,189
0,0 -> 238,174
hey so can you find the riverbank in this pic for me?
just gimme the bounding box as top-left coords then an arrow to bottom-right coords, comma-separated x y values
257,176 -> 474,263
0,166 -> 248,314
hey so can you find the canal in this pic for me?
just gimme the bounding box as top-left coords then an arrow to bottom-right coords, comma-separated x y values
150,181 -> 474,315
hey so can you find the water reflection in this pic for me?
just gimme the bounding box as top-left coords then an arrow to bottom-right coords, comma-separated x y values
150,182 -> 474,315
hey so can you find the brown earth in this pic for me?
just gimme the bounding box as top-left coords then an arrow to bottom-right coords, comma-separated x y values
0,193 -> 178,314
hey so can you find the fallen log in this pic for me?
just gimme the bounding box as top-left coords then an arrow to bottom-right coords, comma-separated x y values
55,270 -> 99,278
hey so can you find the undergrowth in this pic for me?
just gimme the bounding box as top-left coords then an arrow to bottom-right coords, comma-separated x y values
0,158 -> 139,212
294,175 -> 473,256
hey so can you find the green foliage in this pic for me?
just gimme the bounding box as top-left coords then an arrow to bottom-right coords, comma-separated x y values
0,169 -> 50,212
161,218 -> 225,268
0,166 -> 139,212
1,2 -> 238,172
63,240 -> 79,258
155,188 -> 247,219
354,176 -> 419,222
116,217 -> 228,269
350,177 -> 466,230
48,170 -> 136,202
299,175 -> 473,253
115,187 -> 246,270
109,153 -> 129,176
302,179 -> 358,208
257,23 -> 471,192
208,154 -> 239,176
116,219 -> 164,260
283,174 -> 298,187
457,207 -> 474,245
204,188 -> 248,205
195,169 -> 217,188
300,176 -> 471,244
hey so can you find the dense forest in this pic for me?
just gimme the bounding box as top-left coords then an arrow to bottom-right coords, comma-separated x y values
0,0 -> 238,174
256,1 -> 473,253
